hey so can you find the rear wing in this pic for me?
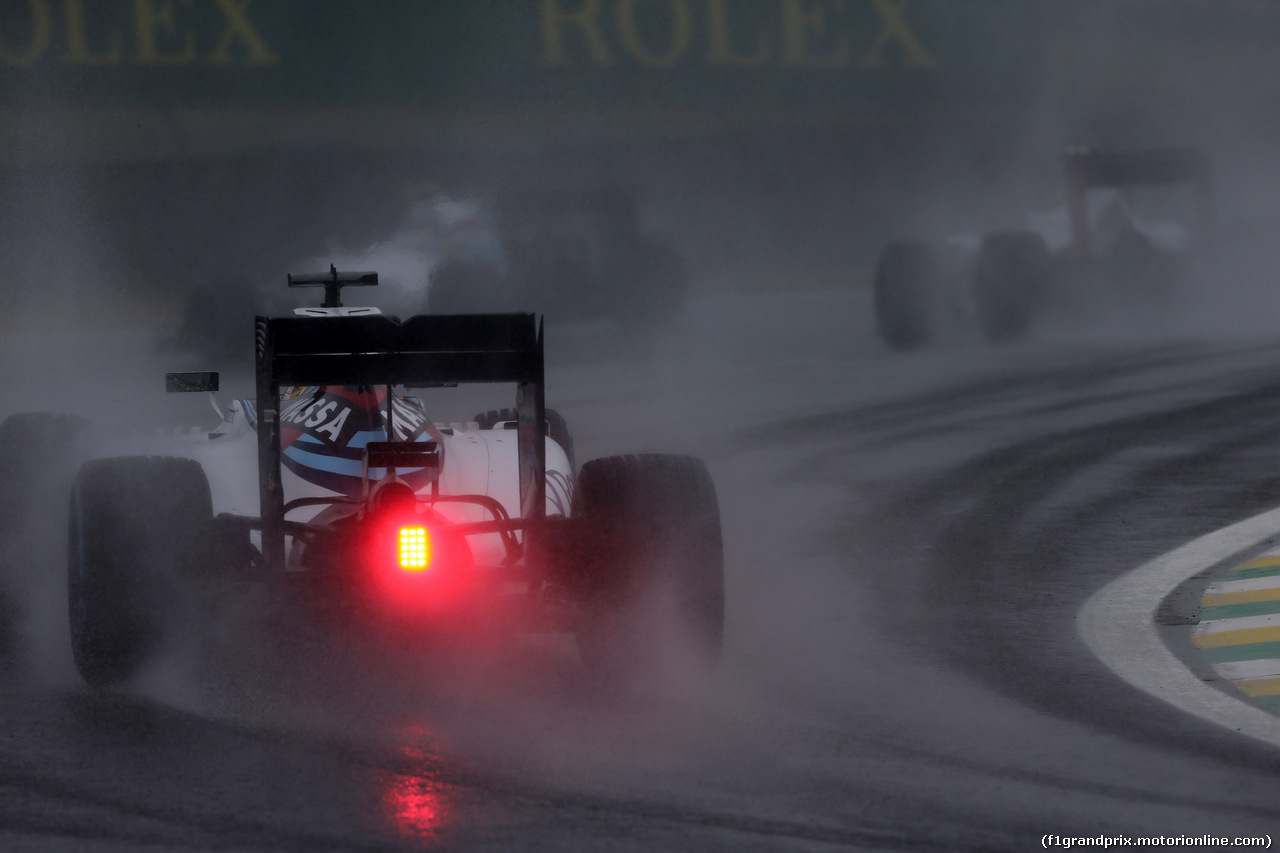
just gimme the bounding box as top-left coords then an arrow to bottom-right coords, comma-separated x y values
254,312 -> 546,575
1063,147 -> 1213,258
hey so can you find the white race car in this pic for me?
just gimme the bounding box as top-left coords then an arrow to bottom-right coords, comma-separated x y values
41,268 -> 723,687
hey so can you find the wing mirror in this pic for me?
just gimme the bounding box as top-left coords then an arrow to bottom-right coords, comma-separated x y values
165,371 -> 220,393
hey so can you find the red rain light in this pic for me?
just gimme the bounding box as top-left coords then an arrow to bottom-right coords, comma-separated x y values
398,526 -> 431,572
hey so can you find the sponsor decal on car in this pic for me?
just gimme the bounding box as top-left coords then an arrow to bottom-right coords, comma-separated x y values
247,386 -> 436,495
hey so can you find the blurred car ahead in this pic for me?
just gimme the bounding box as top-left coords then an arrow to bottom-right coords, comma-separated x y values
874,147 -> 1213,349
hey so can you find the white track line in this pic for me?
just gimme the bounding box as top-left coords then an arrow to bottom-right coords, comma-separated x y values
1078,506 -> 1280,749
1217,660 -> 1280,681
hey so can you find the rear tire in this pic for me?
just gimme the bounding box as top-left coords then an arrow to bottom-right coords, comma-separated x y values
68,456 -> 214,688
971,231 -> 1050,344
571,454 -> 724,682
472,407 -> 576,474
874,241 -> 937,351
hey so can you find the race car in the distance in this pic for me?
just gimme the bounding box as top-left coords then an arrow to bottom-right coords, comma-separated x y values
874,147 -> 1214,349
56,268 -> 723,688
165,185 -> 688,370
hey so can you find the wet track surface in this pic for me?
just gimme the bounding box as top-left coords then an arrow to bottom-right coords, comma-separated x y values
4,292 -> 1280,849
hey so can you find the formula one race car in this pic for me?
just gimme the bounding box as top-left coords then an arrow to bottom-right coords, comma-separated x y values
53,268 -> 723,688
167,186 -> 687,370
874,147 -> 1214,349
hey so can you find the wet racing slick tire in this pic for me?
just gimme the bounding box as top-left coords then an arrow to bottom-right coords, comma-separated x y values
571,454 -> 724,682
473,407 -> 576,474
874,240 -> 938,351
68,456 -> 214,688
971,231 -> 1051,344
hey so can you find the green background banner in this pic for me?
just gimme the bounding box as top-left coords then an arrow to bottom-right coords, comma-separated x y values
0,0 -> 1045,116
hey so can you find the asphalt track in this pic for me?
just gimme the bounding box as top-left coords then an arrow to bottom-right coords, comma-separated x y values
4,291 -> 1280,850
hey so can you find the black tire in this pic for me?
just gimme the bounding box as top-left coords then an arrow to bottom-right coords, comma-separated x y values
472,407 -> 576,473
874,241 -> 937,351
68,456 -> 214,688
427,260 -> 506,314
971,231 -> 1050,344
0,413 -> 86,547
570,454 -> 724,680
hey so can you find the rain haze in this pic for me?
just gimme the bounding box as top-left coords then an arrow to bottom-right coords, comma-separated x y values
4,2 -> 1280,850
